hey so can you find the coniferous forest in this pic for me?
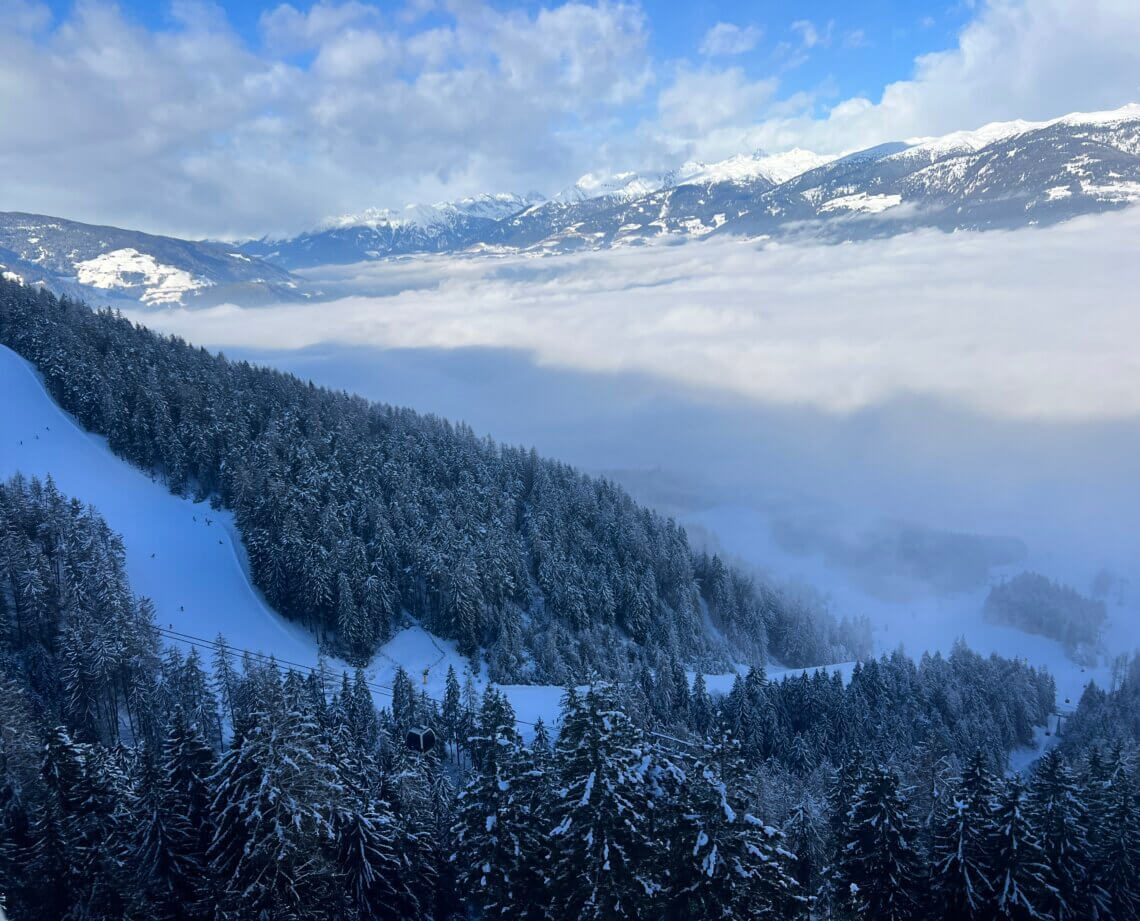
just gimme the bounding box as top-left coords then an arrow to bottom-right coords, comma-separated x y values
0,277 -> 871,680
2,474 -> 1139,921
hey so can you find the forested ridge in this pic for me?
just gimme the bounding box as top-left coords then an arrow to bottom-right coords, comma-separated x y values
2,476 -> 1138,921
0,277 -> 869,680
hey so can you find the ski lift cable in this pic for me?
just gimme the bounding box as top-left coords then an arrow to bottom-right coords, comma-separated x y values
154,624 -> 702,751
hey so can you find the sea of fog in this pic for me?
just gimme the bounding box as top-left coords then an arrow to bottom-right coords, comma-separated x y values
134,213 -> 1140,676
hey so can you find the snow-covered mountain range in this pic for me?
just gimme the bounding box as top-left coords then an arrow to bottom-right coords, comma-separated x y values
237,192 -> 543,270
3,104 -> 1138,304
243,103 -> 1140,267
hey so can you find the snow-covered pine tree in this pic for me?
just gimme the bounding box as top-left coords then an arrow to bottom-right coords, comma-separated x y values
549,684 -> 662,921
33,725 -> 131,919
175,647 -> 223,750
666,735 -> 806,921
131,708 -> 216,918
348,668 -> 380,754
452,689 -> 524,919
931,797 -> 990,919
505,739 -> 555,921
163,706 -> 215,862
823,746 -> 866,917
1090,757 -> 1140,921
132,747 -> 200,920
842,765 -> 922,921
333,799 -> 408,921
690,672 -> 713,737
442,664 -> 463,764
1029,749 -> 1089,920
28,726 -> 88,919
783,795 -> 826,906
212,633 -> 239,736
207,672 -> 338,919
390,665 -> 418,738
991,776 -> 1054,921
929,751 -> 999,920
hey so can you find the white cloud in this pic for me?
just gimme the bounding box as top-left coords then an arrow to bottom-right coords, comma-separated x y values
644,0 -> 1140,167
0,0 -> 652,237
699,22 -> 763,56
260,1 -> 381,52
739,0 -> 1140,154
653,66 -> 779,153
9,0 -> 52,33
0,0 -> 1138,236
135,207 -> 1140,422
790,18 -> 832,49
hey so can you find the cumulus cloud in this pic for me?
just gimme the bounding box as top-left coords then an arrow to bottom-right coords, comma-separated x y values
1,0 -> 1138,236
790,18 -> 832,49
134,208 -> 1140,422
718,0 -> 1140,156
0,0 -> 652,237
654,66 -> 779,150
699,22 -> 763,56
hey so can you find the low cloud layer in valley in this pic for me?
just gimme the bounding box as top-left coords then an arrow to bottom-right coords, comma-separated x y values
140,208 -> 1140,420
133,213 -> 1140,662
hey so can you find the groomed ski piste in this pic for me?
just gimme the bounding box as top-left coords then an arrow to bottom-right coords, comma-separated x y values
0,342 -> 1112,762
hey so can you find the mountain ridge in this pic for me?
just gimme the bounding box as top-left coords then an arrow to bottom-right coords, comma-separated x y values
240,102 -> 1140,267
4,103 -> 1139,304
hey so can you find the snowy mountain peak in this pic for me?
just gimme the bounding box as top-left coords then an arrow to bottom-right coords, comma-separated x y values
675,148 -> 838,187
898,102 -> 1140,163
552,170 -> 665,205
1056,101 -> 1140,127
322,192 -> 540,231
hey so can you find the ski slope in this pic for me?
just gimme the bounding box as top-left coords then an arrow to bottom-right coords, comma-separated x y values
3,343 -> 857,739
0,345 -> 515,723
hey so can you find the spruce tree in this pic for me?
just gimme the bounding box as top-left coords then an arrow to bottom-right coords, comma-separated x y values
452,715 -> 522,918
929,751 -> 998,920
1029,750 -> 1089,920
442,664 -> 463,764
666,736 -> 805,921
991,777 -> 1054,921
1088,759 -> 1139,921
842,765 -> 921,921
208,678 -> 338,919
549,685 -> 662,921
333,800 -> 406,921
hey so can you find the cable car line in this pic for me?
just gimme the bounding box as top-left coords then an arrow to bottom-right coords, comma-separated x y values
154,624 -> 704,752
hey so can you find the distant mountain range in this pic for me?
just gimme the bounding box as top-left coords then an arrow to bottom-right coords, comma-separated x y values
3,104 -> 1138,305
241,103 -> 1139,269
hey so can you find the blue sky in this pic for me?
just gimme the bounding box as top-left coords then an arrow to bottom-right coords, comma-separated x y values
42,0 -> 975,115
4,0 -> 1138,236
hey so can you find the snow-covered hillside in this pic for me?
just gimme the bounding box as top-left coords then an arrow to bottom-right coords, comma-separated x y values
674,148 -> 837,186
1,342 -> 855,740
0,211 -> 300,308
